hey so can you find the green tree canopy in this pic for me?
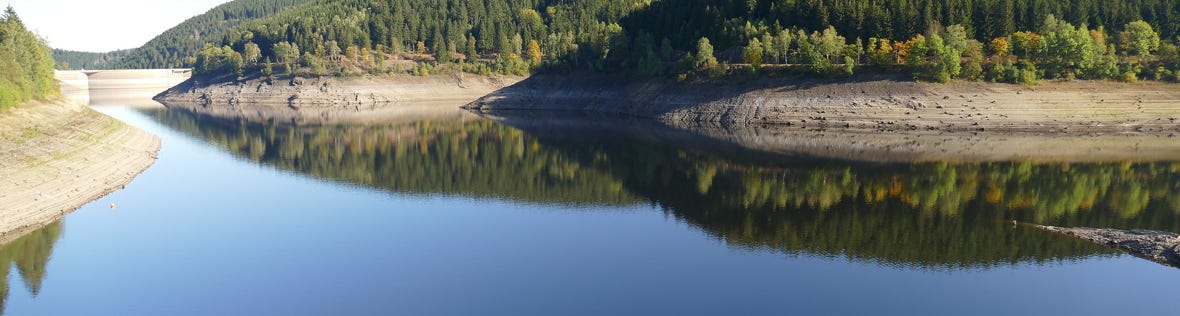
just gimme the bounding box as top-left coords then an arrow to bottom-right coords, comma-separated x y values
0,6 -> 57,108
1120,20 -> 1162,56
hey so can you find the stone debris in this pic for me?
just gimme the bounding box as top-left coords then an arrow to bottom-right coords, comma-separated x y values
1037,225 -> 1180,268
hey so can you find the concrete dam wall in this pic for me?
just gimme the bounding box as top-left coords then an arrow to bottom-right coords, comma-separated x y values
55,69 -> 191,107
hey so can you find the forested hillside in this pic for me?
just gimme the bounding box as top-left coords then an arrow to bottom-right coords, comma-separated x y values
114,0 -> 312,69
622,0 -> 1179,51
0,6 -> 57,108
51,49 -> 131,70
39,0 -> 1180,83
202,0 -> 640,76
72,0 -> 311,69
187,0 -> 1180,83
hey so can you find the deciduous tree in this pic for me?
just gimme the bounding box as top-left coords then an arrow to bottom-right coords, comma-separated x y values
243,42 -> 261,65
526,39 -> 542,65
1120,21 -> 1161,56
694,37 -> 718,71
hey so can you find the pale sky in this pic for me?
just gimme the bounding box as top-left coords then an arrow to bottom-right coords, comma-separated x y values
3,0 -> 230,52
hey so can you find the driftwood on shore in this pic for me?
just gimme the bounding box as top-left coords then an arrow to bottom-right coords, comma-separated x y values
1037,225 -> 1180,268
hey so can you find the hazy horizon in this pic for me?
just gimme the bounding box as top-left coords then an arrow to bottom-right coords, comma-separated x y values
3,0 -> 229,52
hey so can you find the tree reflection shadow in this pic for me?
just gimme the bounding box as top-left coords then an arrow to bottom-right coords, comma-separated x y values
0,221 -> 62,314
147,108 -> 1180,269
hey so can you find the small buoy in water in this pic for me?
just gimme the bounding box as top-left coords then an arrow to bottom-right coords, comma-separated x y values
110,203 -> 116,209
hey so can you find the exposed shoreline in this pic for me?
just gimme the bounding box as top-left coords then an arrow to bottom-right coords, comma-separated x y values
0,98 -> 160,245
154,73 -> 1180,162
480,111 -> 1180,163
1037,225 -> 1180,269
156,72 -> 1180,135
464,74 -> 1180,134
153,73 -> 520,125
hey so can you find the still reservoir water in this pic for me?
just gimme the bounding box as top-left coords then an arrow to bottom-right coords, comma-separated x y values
3,104 -> 1180,315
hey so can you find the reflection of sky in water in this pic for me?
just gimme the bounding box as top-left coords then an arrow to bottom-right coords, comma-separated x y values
3,106 -> 1178,315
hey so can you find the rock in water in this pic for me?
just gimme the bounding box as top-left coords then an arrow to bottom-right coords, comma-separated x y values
1037,225 -> 1180,268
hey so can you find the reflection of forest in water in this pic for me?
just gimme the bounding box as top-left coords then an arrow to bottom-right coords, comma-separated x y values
0,221 -> 61,314
150,108 -> 1180,269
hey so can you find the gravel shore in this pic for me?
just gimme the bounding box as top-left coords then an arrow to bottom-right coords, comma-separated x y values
1038,225 -> 1180,268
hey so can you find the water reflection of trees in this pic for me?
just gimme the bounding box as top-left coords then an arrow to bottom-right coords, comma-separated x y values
676,160 -> 1180,229
550,132 -> 1176,267
622,159 -> 1174,267
152,109 -> 1180,268
0,221 -> 62,314
150,109 -> 639,206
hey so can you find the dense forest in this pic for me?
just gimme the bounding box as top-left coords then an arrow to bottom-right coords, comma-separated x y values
50,49 -> 131,70
51,0 -> 311,70
47,0 -> 1180,83
0,7 -> 56,108
149,108 -> 1180,269
113,0 -> 312,69
176,0 -> 1180,83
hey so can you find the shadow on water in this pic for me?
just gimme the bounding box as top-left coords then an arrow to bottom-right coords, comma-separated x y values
143,107 -> 1180,270
0,221 -> 62,314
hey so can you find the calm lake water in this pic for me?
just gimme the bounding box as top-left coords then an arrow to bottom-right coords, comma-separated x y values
3,104 -> 1180,315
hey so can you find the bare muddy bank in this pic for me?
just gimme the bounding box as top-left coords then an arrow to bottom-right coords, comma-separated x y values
1037,226 -> 1180,268
154,74 -> 520,125
464,74 -> 1180,134
0,100 -> 159,244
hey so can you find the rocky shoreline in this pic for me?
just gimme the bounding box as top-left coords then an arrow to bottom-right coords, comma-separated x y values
155,72 -> 1180,134
1037,225 -> 1180,268
153,73 -> 520,125
464,74 -> 1180,134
